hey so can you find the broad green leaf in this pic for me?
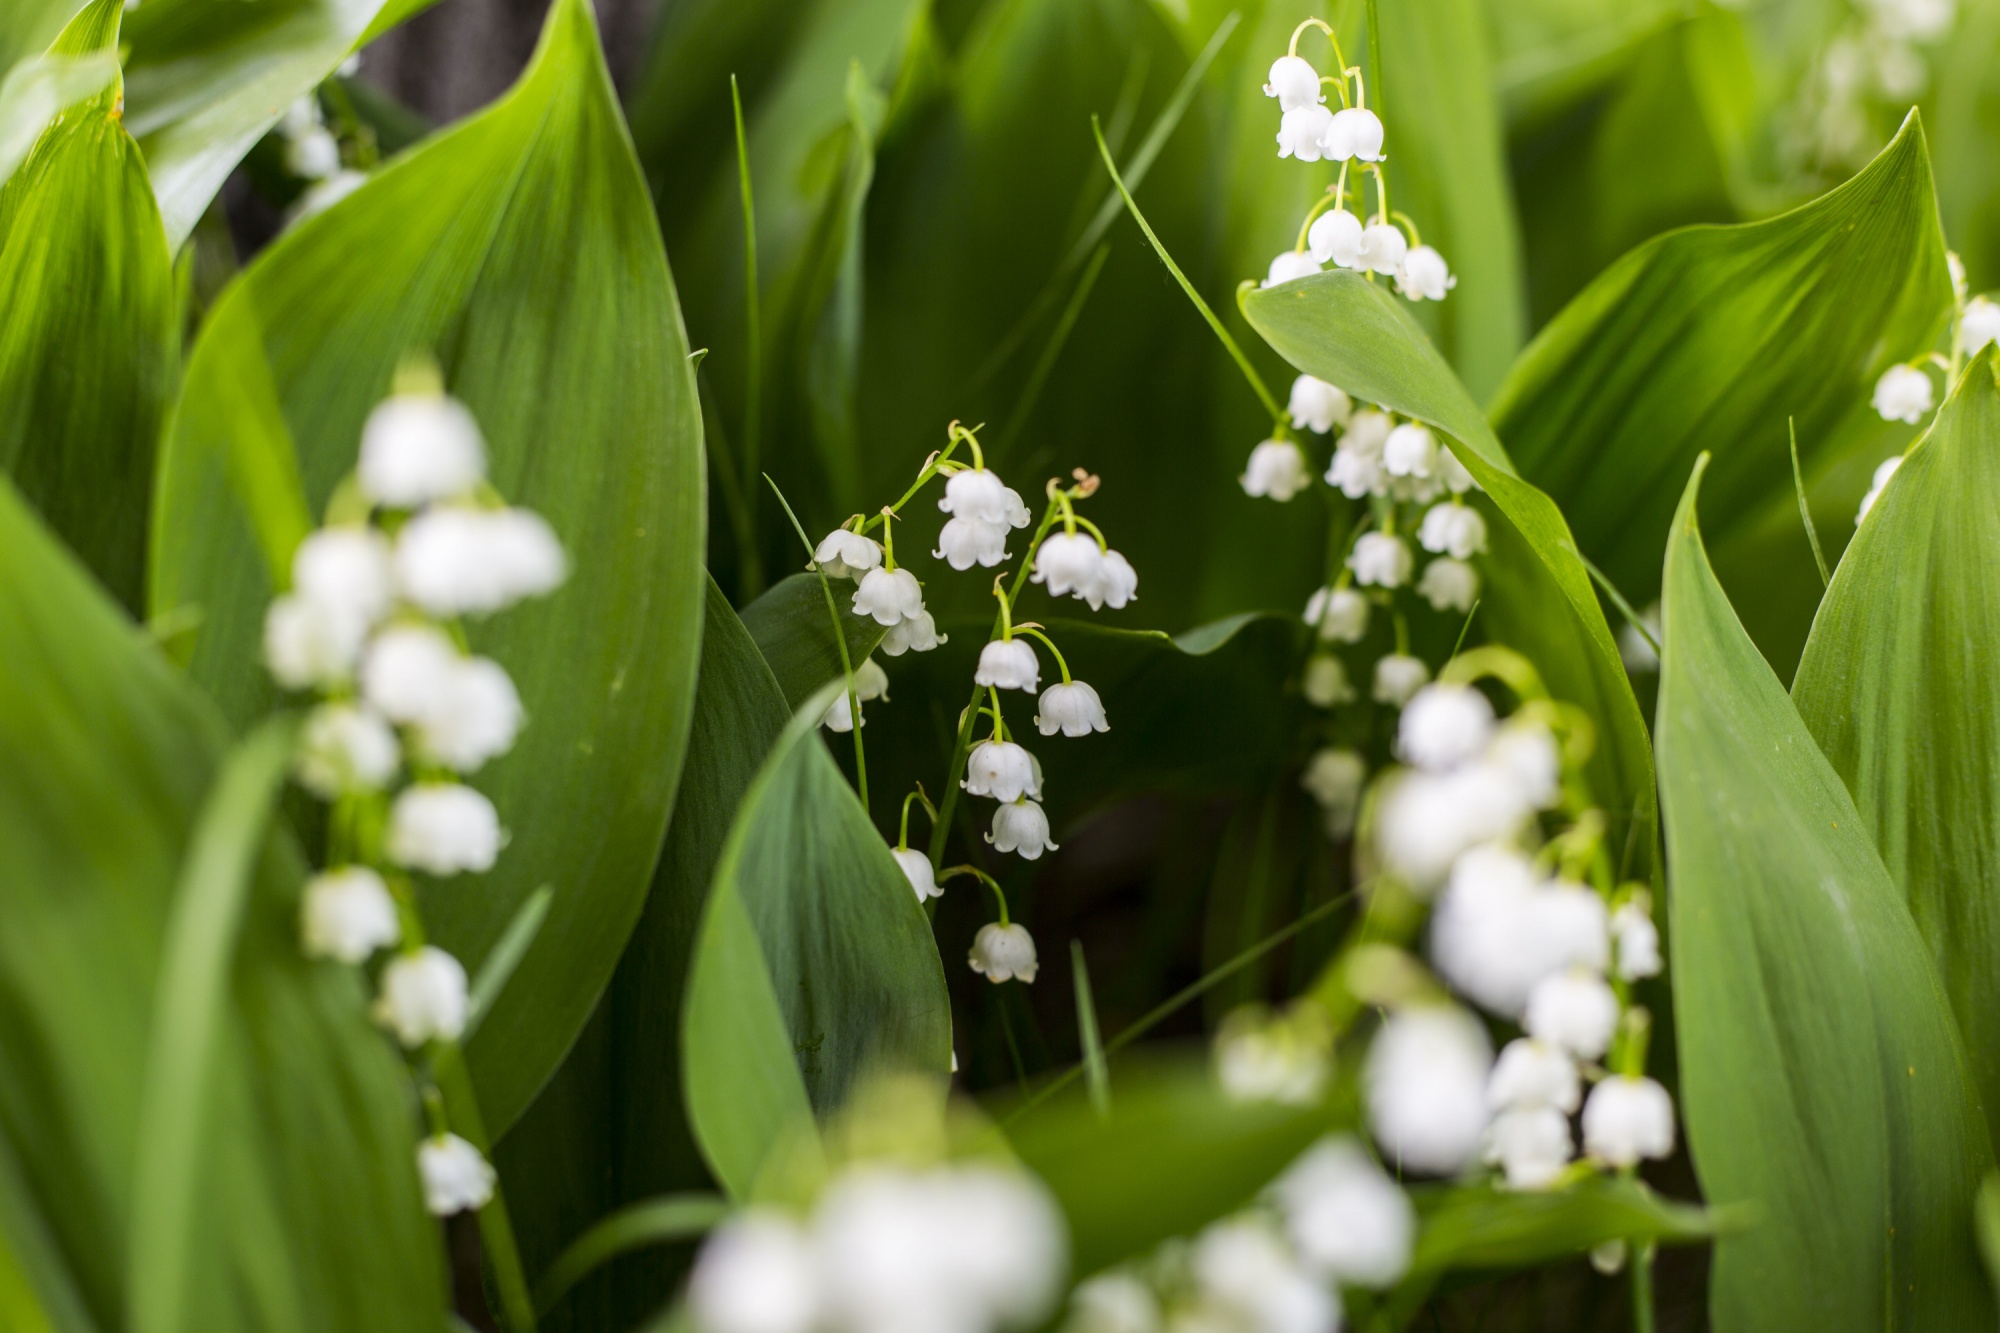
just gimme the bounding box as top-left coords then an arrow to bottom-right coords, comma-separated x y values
1491,114 -> 1952,605
683,682 -> 953,1197
1792,349 -> 2000,1152
1934,0 -> 2000,291
0,0 -> 175,612
503,578 -> 788,1329
0,473 -> 442,1332
0,0 -> 84,72
1241,272 -> 1656,872
1656,457 -> 1994,1330
121,0 -> 389,247
739,571 -> 888,709
150,0 -> 706,1135
0,51 -> 116,190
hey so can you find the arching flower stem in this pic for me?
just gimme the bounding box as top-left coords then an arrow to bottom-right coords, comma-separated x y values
942,864 -> 1012,925
1011,624 -> 1072,683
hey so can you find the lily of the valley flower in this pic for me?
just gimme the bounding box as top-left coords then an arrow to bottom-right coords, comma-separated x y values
1305,584 -> 1369,642
969,921 -> 1040,983
892,847 -> 941,902
1307,208 -> 1365,268
1277,103 -> 1336,160
1872,363 -> 1934,423
1263,55 -> 1324,110
373,945 -> 469,1046
417,1133 -> 497,1216
878,610 -> 946,655
1581,1075 -> 1676,1166
1523,968 -> 1621,1059
357,391 -> 487,508
962,739 -> 1041,803
387,783 -> 502,876
813,527 -> 883,579
1036,680 -> 1109,736
988,799 -> 1058,859
1300,746 -> 1366,837
851,566 -> 926,626
295,703 -> 399,797
395,506 -> 566,616
975,639 -> 1040,692
1303,654 -> 1356,707
1372,653 -> 1430,706
1398,245 -> 1456,301
1365,1005 -> 1493,1175
1855,454 -> 1903,524
301,866 -> 400,963
1263,250 -> 1323,288
1287,374 -> 1353,434
1348,531 -> 1413,588
1323,106 -> 1385,162
1417,501 -> 1487,560
1272,1136 -> 1414,1286
1417,557 -> 1479,613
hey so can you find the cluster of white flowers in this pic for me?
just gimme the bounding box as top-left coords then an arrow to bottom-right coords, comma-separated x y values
1788,0 -> 1956,173
689,1161 -> 1067,1333
1860,261 -> 2000,522
262,378 -> 565,1217
1060,1136 -> 1412,1333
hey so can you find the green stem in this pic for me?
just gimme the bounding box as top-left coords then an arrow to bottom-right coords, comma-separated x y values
898,785 -> 936,850
943,864 -> 1011,924
766,476 -> 869,810
1632,1241 -> 1657,1333
1011,625 -> 1071,683
431,1044 -> 537,1333
1788,417 -> 1830,590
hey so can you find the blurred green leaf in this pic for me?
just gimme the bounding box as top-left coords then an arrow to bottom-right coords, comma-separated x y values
533,1194 -> 728,1318
0,0 -> 175,613
1792,350 -> 2000,1152
0,50 -> 115,190
1656,456 -> 1994,1330
684,682 -> 953,1197
1929,0 -> 2000,292
150,0 -> 707,1136
1408,1176 -> 1718,1274
1492,113 -> 1952,608
1242,271 -> 1657,875
0,0 -> 83,73
0,471 -> 442,1331
740,571 -> 889,709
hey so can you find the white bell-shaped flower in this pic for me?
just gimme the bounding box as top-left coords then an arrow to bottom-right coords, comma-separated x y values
360,623 -> 458,723
412,656 -> 523,773
417,1133 -> 496,1215
1418,502 -> 1486,559
688,1211 -> 820,1333
1343,408 -> 1393,454
1303,654 -> 1356,707
263,594 -> 368,689
1273,1135 -> 1414,1287
969,922 -> 1039,982
1190,1217 -> 1337,1333
1036,680 -> 1109,736
1612,898 -> 1663,980
284,126 -> 341,180
1322,105 -> 1385,161
939,467 -> 1030,527
963,739 -> 1040,802
1327,442 -> 1387,498
1032,531 -> 1103,598
1087,549 -> 1139,610
1306,585 -> 1369,642
1358,222 -> 1408,275
989,798 -> 1058,859
395,506 -> 566,617
1240,438 -> 1313,501
1263,55 -> 1324,111
892,847 -> 941,902
1581,1075 -> 1676,1166
820,692 -> 862,732
373,945 -> 468,1045
1485,1105 -> 1573,1190
1288,374 -> 1353,433
1376,763 -> 1533,888
1307,208 -> 1366,268
976,638 -> 1040,692
1397,683 -> 1494,770
1432,857 -> 1610,1018
1963,295 -> 2000,354
1264,249 -> 1324,288
300,866 -> 400,963
933,515 -> 1012,570
879,609 -> 946,655
1216,1005 -> 1331,1107
1855,454 -> 1903,524
358,392 -> 486,508
1872,364 -> 1934,423
295,703 -> 399,797
1373,653 -> 1430,706
1488,717 -> 1563,810
852,656 -> 890,701
851,566 -> 925,626
1066,1274 -> 1160,1333
1417,557 -> 1479,613
1398,245 -> 1457,301
1523,968 -> 1620,1059
292,527 -> 394,628
387,783 -> 502,876
1383,422 -> 1438,479
813,527 -> 883,579
1488,1037 -> 1581,1113
1348,532 -> 1412,587
1276,104 -> 1335,161
1437,445 -> 1478,495
1300,747 -> 1366,837
1366,1005 -> 1492,1175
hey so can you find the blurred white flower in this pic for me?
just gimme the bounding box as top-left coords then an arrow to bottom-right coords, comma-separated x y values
1581,1075 -> 1676,1167
880,610 -> 946,656
1855,454 -> 1903,525
1437,446 -> 1478,495
1288,375 -> 1353,433
387,783 -> 502,876
1304,585 -> 1369,642
1307,208 -> 1365,268
1487,718 -> 1562,810
360,623 -> 458,722
1300,747 -> 1366,838
1864,0 -> 1954,41
1326,440 -> 1386,499
1241,439 -> 1313,501
300,866 -> 400,963
1373,654 -> 1430,706
1417,558 -> 1479,614
970,922 -> 1040,983
1485,1105 -> 1573,1190
821,693 -> 863,733
1366,1005 -> 1493,1176
1277,104 -> 1336,161
893,847 -> 942,902
295,702 -> 398,797
1037,681 -> 1109,736
358,392 -> 486,508
263,593 -> 368,689
292,527 -> 394,628
1383,423 -> 1438,480
814,528 -> 883,579
852,567 -> 926,626
373,945 -> 468,1046
1432,856 -> 1609,1018
1303,654 -> 1356,707
1348,532 -> 1412,588
1359,223 -> 1407,276
688,1211 -> 820,1333
1216,1007 -> 1330,1106
1523,968 -> 1620,1059
284,126 -> 341,180
1376,764 -> 1532,888
853,656 -> 891,700
989,799 -> 1058,860
412,656 -> 523,773
1273,1135 -> 1414,1286
396,506 -> 567,616
1322,106 -> 1385,162
1397,245 -> 1456,301
1263,56 -> 1324,111
1398,683 -> 1494,770
1612,898 -> 1663,980
1264,250 -> 1324,287
1871,364 -> 1933,423
1190,1217 -> 1337,1333
977,639 -> 1041,692
1417,503 -> 1486,560
1487,1037 -> 1581,1113
963,740 -> 1040,802
1064,1273 -> 1160,1333
1962,295 -> 2000,354
417,1133 -> 496,1216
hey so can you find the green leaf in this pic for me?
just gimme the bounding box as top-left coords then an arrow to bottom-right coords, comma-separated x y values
0,50 -> 116,191
149,0 -> 707,1136
0,472 -> 442,1331
121,0 -> 390,247
1656,455 -> 1995,1330
0,0 -> 175,612
739,571 -> 887,710
1491,113 -> 1952,606
683,681 -> 952,1197
1792,349 -> 2000,1152
1241,272 -> 1656,873
0,0 -> 83,73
